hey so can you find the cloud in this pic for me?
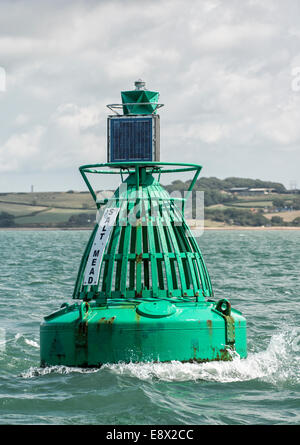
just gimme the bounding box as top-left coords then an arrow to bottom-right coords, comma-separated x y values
186,123 -> 230,144
0,67 -> 5,92
0,126 -> 45,172
192,23 -> 278,52
0,0 -> 300,191
261,102 -> 300,145
52,103 -> 102,130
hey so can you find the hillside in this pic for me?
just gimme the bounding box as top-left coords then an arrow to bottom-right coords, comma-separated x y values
0,191 -> 96,228
0,177 -> 300,228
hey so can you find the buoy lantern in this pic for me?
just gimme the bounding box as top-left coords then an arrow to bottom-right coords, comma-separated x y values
40,81 -> 247,367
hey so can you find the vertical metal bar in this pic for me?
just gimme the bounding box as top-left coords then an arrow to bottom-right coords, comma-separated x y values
153,186 -> 174,293
144,186 -> 159,296
120,185 -> 135,297
142,225 -> 150,289
115,226 -> 125,291
135,167 -> 143,296
135,220 -> 143,296
182,217 -> 213,298
104,225 -> 121,298
182,166 -> 202,215
79,168 -> 98,205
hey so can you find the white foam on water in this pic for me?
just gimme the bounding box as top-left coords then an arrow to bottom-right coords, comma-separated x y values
105,329 -> 300,384
24,339 -> 39,348
15,333 -> 39,348
20,365 -> 99,378
20,328 -> 299,384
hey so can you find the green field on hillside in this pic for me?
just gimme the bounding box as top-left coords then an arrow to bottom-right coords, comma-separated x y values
0,192 -> 97,227
0,186 -> 299,228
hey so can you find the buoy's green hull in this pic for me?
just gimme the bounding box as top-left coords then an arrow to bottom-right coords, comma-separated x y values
40,300 -> 247,367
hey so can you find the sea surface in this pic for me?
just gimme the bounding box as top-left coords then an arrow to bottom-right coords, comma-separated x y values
0,230 -> 299,425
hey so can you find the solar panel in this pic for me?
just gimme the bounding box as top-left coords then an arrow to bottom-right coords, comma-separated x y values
108,116 -> 159,162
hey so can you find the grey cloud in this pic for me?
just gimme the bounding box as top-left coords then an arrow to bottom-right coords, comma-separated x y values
0,0 -> 300,191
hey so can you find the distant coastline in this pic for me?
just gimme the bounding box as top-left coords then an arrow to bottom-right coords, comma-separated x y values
1,180 -> 300,230
1,225 -> 300,231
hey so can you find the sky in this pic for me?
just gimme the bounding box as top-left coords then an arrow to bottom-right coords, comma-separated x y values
0,0 -> 300,192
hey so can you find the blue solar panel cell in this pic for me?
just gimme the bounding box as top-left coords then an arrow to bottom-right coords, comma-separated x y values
109,117 -> 153,162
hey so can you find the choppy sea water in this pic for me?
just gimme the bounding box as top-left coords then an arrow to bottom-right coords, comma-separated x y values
0,230 -> 299,425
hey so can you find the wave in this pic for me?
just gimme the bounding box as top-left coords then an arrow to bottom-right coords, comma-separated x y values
105,328 -> 299,385
15,333 -> 39,349
21,328 -> 299,385
20,365 -> 99,378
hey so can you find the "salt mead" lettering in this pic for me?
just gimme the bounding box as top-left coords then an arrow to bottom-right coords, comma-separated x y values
83,207 -> 119,286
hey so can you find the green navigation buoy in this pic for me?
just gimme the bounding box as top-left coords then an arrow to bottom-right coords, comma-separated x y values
40,81 -> 247,367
